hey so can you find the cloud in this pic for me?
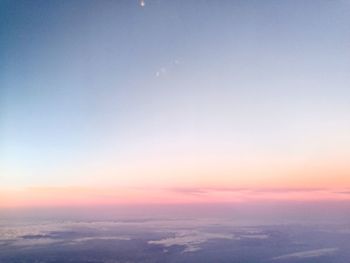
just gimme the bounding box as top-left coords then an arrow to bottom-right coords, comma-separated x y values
11,238 -> 60,247
333,190 -> 350,195
0,221 -> 133,249
240,234 -> 269,239
148,230 -> 235,253
166,187 -> 350,202
169,187 -> 209,195
72,236 -> 130,243
170,187 -> 328,195
272,248 -> 339,260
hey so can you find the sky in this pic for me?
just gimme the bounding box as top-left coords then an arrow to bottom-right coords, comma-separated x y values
1,0 -> 350,207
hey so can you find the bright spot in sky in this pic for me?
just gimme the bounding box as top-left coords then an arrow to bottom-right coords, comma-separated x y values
140,0 -> 145,7
155,67 -> 167,77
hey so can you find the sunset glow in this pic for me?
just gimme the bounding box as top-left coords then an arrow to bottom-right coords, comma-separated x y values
1,0 -> 350,208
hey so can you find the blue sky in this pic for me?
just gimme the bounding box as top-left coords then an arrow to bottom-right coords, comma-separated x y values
1,0 -> 350,193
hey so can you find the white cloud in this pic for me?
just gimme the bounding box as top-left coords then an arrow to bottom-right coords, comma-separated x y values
148,230 -> 235,253
241,234 -> 269,239
12,238 -> 60,247
72,236 -> 130,243
272,248 -> 339,260
0,221 -> 132,248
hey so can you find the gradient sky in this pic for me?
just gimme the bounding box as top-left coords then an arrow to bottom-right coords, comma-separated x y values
1,0 -> 350,207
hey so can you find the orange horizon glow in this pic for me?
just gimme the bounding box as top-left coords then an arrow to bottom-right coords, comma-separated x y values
2,185 -> 350,208
2,151 -> 350,208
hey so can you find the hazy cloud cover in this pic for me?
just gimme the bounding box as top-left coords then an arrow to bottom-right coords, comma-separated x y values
0,218 -> 270,252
